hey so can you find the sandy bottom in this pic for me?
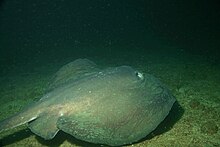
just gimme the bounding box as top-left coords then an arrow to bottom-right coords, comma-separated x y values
0,50 -> 219,147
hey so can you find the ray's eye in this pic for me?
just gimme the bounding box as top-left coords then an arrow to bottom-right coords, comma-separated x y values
135,71 -> 144,80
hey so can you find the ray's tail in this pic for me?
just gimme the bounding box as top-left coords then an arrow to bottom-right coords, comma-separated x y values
0,105 -> 39,133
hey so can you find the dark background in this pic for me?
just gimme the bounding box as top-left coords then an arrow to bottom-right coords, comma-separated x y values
0,0 -> 219,70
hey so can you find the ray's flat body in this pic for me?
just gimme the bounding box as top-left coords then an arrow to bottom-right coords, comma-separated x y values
0,59 -> 175,146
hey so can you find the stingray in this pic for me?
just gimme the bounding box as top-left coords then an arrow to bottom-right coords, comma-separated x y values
0,58 -> 175,146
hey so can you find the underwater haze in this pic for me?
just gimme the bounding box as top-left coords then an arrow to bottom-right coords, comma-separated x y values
0,0 -> 220,146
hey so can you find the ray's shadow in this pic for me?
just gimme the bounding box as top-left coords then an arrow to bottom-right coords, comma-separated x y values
0,128 -> 32,146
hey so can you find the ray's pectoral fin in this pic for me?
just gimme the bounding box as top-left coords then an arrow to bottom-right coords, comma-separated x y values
48,58 -> 100,91
56,116 -> 76,136
57,115 -> 107,144
56,116 -> 86,138
28,112 -> 59,140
